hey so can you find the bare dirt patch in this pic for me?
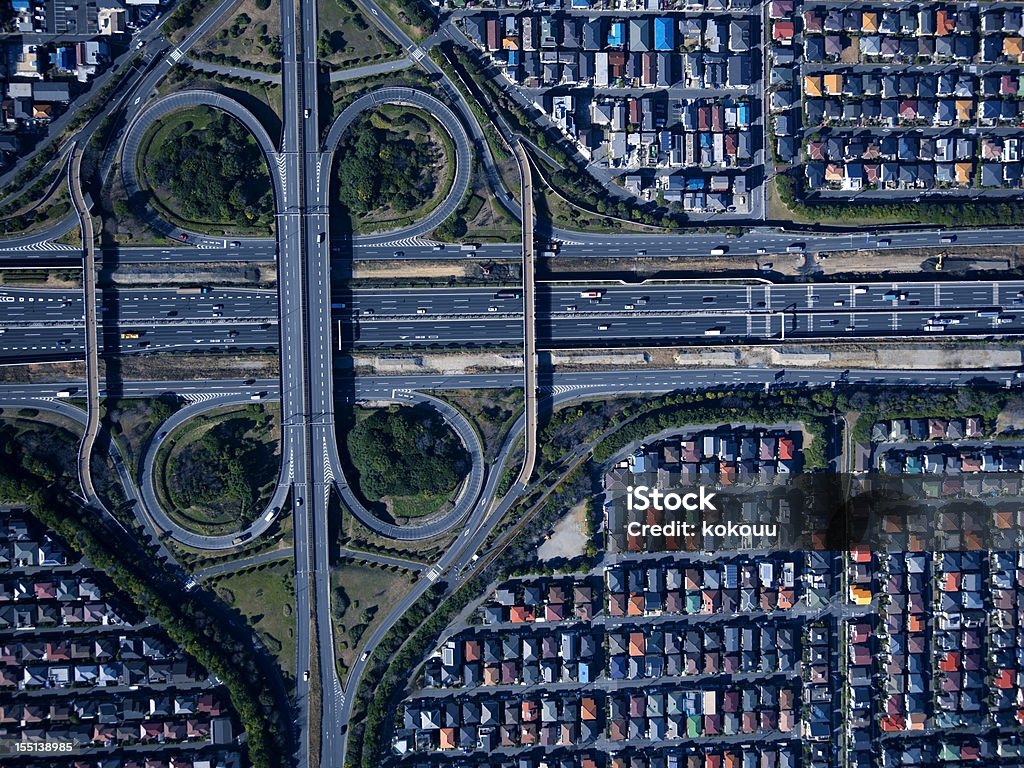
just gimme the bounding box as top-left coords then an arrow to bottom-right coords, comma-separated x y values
105,262 -> 276,289
0,361 -> 86,383
0,269 -> 81,288
537,499 -> 588,560
351,260 -> 476,280
353,351 -> 523,376
117,352 -> 280,381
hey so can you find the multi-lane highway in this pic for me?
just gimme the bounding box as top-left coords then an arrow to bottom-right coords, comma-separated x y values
349,279 -> 1024,347
0,286 -> 278,359
6,279 -> 1024,361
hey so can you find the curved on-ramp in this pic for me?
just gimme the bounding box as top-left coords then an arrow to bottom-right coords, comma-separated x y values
137,395 -> 292,550
120,90 -> 282,242
131,389 -> 485,549
328,390 -> 486,541
320,87 -> 473,242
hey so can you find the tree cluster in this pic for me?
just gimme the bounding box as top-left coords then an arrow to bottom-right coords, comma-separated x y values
336,114 -> 439,217
345,405 -> 470,501
144,110 -> 274,227
168,412 -> 277,523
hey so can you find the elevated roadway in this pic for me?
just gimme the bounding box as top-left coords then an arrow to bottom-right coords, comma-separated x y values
69,146 -> 102,509
321,87 -> 472,242
514,141 -> 537,488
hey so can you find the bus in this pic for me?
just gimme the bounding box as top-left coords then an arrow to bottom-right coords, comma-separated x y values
493,289 -> 522,300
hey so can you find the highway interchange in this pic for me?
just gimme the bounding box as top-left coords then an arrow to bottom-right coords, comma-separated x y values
3,0 -> 1024,763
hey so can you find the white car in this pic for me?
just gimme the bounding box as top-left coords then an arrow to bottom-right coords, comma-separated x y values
488,306 -> 498,312
303,670 -> 310,681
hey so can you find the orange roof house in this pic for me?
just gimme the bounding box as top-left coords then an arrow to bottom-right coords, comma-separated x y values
439,727 -> 456,750
773,20 -> 795,42
510,605 -> 534,623
628,632 -> 645,656
936,9 -> 955,35
850,585 -> 872,606
823,73 -> 843,94
1004,37 -> 1024,63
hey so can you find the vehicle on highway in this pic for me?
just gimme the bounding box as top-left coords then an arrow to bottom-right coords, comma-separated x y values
636,250 -> 647,256
704,328 -> 722,336
56,389 -> 75,398
978,310 -> 1001,318
710,247 -> 727,255
702,296 -> 715,303
566,305 -> 577,311
883,291 -> 906,302
494,289 -> 521,299
924,324 -> 945,332
178,233 -> 188,241
756,248 -> 767,254
394,251 -> 404,257
598,324 -> 610,331
176,287 -> 208,295
940,234 -> 956,244
303,109 -> 310,118
834,300 -> 845,307
786,244 -> 804,253
120,332 -> 141,339
460,243 -> 480,252
227,330 -> 239,337
232,532 -> 252,545
212,312 -> 222,317
360,651 -> 369,661
212,304 -> 224,310
854,287 -> 868,295
488,306 -> 498,312
624,304 -> 634,310
250,392 -> 265,400
231,241 -> 240,247
416,308 -> 427,315
760,263 -> 773,272
579,290 -> 604,299
303,670 -> 310,681
877,239 -> 891,247
57,339 -> 70,348
296,497 -> 303,506
317,232 -> 325,243
432,244 -> 445,250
